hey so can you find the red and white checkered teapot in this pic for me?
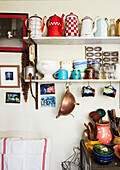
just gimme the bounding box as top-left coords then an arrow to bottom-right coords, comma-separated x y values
65,12 -> 79,37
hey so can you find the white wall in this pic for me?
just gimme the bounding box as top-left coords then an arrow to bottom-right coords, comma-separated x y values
0,0 -> 120,169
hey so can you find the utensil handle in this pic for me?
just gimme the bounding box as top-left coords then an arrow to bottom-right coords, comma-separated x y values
100,118 -> 103,124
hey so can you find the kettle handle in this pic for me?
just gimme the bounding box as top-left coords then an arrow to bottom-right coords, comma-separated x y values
25,18 -> 30,32
46,19 -> 49,28
54,71 -> 58,79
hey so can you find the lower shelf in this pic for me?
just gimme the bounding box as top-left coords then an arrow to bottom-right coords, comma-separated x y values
25,79 -> 120,83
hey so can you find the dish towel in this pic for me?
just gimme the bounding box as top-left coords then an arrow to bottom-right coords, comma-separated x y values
0,138 -> 51,170
0,138 -> 51,155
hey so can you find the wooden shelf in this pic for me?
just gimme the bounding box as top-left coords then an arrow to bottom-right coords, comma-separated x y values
24,37 -> 120,45
25,79 -> 120,83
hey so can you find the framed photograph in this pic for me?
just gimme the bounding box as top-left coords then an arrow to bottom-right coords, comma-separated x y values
0,13 -> 28,52
40,83 -> 55,95
41,96 -> 56,107
0,65 -> 20,88
6,92 -> 20,103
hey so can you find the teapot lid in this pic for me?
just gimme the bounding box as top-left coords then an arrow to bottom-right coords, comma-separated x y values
30,14 -> 42,20
66,12 -> 78,18
82,16 -> 92,21
49,14 -> 60,19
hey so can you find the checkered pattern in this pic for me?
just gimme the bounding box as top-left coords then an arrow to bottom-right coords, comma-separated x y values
65,16 -> 79,36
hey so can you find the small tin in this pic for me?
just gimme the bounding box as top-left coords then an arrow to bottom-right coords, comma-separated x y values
24,66 -> 35,79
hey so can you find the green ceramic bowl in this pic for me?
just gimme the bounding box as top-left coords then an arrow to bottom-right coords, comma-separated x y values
94,144 -> 114,156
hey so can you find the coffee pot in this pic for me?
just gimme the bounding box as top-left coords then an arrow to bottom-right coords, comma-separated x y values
94,18 -> 108,37
65,12 -> 79,36
25,14 -> 46,38
47,14 -> 65,36
81,16 -> 98,37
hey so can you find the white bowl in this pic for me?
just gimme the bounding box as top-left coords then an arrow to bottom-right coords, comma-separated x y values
37,60 -> 59,80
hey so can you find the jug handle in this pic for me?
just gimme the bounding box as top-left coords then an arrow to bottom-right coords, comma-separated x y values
46,19 -> 49,28
54,71 -> 58,79
25,18 -> 31,33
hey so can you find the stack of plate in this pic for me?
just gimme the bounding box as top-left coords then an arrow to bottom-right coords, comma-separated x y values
93,144 -> 115,165
73,60 -> 87,79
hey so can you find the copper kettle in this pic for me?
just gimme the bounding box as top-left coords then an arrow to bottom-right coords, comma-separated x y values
56,85 -> 79,118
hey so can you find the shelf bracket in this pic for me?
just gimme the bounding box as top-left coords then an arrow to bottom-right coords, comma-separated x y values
29,73 -> 38,110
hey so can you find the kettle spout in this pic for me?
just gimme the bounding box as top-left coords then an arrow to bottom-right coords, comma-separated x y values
41,16 -> 47,34
92,16 -> 99,34
59,14 -> 65,34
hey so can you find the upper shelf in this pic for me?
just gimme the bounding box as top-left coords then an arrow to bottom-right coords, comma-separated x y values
24,37 -> 120,45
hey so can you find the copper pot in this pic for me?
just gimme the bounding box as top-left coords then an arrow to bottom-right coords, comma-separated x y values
56,86 -> 79,118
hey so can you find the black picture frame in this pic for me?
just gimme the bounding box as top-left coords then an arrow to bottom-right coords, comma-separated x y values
6,92 -> 20,103
0,13 -> 28,52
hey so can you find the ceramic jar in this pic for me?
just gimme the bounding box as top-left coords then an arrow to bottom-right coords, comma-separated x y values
85,139 -> 100,155
113,135 -> 120,145
96,120 -> 112,145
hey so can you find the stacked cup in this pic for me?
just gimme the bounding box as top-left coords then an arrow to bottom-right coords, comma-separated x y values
73,60 -> 87,79
60,60 -> 73,79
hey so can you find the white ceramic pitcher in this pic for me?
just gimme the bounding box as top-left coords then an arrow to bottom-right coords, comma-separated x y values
94,18 -> 108,37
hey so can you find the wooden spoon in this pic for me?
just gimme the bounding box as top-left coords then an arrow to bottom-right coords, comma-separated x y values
89,111 -> 98,118
84,123 -> 90,140
88,122 -> 94,141
87,124 -> 92,141
92,114 -> 101,123
112,109 -> 116,123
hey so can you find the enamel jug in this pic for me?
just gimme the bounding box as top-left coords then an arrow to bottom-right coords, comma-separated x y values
81,16 -> 98,37
47,14 -> 65,36
94,18 -> 108,37
25,14 -> 46,38
65,12 -> 79,36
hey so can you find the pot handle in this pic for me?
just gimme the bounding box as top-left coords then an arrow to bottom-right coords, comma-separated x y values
54,71 -> 58,79
72,101 -> 80,105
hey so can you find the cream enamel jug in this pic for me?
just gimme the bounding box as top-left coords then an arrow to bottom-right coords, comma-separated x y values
94,18 -> 108,37
81,16 -> 98,37
25,14 -> 46,38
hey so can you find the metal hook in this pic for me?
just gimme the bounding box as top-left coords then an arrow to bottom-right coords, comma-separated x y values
65,82 -> 72,87
88,81 -> 90,87
109,82 -> 113,88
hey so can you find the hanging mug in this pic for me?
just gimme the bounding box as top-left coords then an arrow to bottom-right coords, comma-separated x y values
103,85 -> 116,98
82,86 -> 95,97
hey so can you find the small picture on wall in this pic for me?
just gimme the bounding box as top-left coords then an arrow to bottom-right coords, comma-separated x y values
41,96 -> 56,107
5,72 -> 13,80
6,92 -> 20,103
0,65 -> 20,88
40,83 -> 55,95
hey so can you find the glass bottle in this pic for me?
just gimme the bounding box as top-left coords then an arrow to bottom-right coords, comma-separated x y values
99,66 -> 103,79
109,65 -> 115,79
84,61 -> 95,79
104,66 -> 109,79
109,19 -> 116,36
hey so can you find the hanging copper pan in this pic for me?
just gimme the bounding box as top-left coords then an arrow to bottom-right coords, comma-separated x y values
56,85 -> 79,118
